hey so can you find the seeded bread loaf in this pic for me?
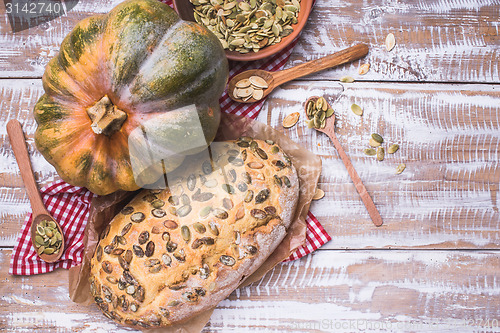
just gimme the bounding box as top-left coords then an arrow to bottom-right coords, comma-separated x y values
89,137 -> 299,328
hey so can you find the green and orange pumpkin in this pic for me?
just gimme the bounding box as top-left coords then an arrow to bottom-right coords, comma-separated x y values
34,0 -> 228,195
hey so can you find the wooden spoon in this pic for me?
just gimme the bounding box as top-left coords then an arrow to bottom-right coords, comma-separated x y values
7,119 -> 65,262
228,43 -> 369,103
305,97 -> 383,227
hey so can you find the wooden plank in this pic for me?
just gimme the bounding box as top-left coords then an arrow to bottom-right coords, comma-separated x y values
1,79 -> 499,248
0,0 -> 498,83
288,0 -> 500,83
2,249 -> 500,332
257,81 -> 500,249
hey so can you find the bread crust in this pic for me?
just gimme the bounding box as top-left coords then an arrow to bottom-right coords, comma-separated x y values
89,138 -> 299,328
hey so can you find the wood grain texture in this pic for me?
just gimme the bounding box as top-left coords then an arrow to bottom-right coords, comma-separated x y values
2,249 -> 500,332
1,0 -> 499,82
288,0 -> 500,83
257,81 -> 500,249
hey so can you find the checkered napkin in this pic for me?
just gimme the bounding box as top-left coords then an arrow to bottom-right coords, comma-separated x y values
9,0 -> 330,275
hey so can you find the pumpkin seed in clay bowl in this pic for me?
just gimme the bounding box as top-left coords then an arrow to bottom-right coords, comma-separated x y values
173,0 -> 314,61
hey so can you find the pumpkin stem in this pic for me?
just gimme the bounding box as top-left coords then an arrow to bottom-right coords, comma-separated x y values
86,96 -> 127,136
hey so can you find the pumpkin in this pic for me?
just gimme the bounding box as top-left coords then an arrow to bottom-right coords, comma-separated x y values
34,0 -> 228,195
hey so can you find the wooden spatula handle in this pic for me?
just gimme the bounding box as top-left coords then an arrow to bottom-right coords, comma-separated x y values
7,119 -> 47,216
273,43 -> 369,87
324,128 -> 383,227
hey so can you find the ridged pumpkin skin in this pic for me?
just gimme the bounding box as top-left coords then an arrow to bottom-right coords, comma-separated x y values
34,0 -> 228,195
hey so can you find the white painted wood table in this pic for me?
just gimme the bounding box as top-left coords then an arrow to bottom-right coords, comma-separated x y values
1,0 -> 500,332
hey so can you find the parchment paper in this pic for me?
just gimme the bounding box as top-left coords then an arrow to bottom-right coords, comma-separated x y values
68,113 -> 322,332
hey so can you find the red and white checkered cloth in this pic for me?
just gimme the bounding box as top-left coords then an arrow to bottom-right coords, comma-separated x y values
9,0 -> 330,275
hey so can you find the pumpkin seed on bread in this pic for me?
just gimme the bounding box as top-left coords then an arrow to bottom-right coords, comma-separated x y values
90,138 -> 299,328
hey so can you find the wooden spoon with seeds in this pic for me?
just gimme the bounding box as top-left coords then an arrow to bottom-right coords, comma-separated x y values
304,97 -> 383,227
7,119 -> 65,262
228,43 -> 369,103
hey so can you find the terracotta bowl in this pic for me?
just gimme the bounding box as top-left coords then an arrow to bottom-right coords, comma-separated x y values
173,0 -> 314,61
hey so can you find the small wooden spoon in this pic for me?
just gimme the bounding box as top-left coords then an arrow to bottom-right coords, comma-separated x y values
7,119 -> 65,262
228,43 -> 369,103
305,97 -> 383,227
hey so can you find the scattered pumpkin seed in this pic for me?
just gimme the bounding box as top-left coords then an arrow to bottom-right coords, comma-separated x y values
385,33 -> 396,51
396,163 -> 406,174
351,104 -> 363,116
358,63 -> 370,75
282,112 -> 300,128
371,133 -> 384,144
369,138 -> 381,147
364,148 -> 377,156
376,147 -> 385,161
388,144 -> 399,154
340,76 -> 355,83
312,188 -> 324,200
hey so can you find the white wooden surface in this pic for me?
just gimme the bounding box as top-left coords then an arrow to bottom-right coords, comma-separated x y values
1,0 -> 500,332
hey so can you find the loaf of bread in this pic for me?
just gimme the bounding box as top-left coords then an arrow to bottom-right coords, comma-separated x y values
89,137 -> 299,328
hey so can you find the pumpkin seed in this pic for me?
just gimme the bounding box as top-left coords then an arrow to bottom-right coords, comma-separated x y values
270,146 -> 279,154
204,179 -> 218,188
168,195 -> 180,206
151,199 -> 165,209
371,133 -> 384,144
177,205 -> 192,217
256,148 -> 268,160
376,147 -> 385,161
396,163 -> 406,174
96,246 -> 103,262
181,226 -> 191,242
255,189 -> 270,203
369,138 -> 381,147
120,223 -> 132,236
219,255 -> 236,266
163,220 -> 178,229
208,221 -> 220,236
124,249 -> 133,263
351,104 -> 363,116
386,33 -> 396,51
152,209 -> 166,218
274,174 -> 282,187
358,63 -> 370,75
199,206 -> 212,219
249,75 -> 268,88
187,174 -> 196,191
282,112 -> 300,128
264,206 -> 277,215
388,144 -> 399,154
133,245 -> 144,257
126,285 -> 136,295
145,241 -> 155,257
363,147 -> 377,156
161,253 -> 172,266
340,76 -> 355,83
222,184 -> 235,194
248,161 -> 264,169
193,222 -> 206,234
103,244 -> 114,254
202,160 -> 213,174
244,190 -> 254,203
282,176 -> 291,187
191,239 -> 203,249
118,256 -> 129,270
166,241 -> 177,253
44,247 -> 55,255
138,231 -> 149,245
130,212 -> 145,223
112,248 -> 125,255
106,276 -> 118,284
251,209 -> 267,220
246,245 -> 258,255
242,172 -> 252,184
102,261 -> 113,274
192,189 -> 214,202
313,188 -> 325,200
236,78 -> 251,88
199,264 -> 210,279
173,249 -> 186,262
149,265 -> 162,273
235,206 -> 245,221
121,206 -> 134,215
213,208 -> 229,219
162,232 -> 170,243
